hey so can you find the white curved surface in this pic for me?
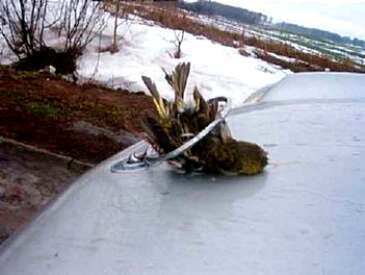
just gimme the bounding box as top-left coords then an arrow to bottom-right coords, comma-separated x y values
0,73 -> 365,275
258,72 -> 365,102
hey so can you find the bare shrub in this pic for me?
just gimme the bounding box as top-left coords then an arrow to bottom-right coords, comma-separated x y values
173,30 -> 185,58
57,0 -> 106,56
0,0 -> 106,74
0,0 -> 57,59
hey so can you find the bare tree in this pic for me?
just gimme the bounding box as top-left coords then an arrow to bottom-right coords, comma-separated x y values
111,0 -> 122,53
101,0 -> 133,54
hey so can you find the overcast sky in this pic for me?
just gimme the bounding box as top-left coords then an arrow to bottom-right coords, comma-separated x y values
186,0 -> 365,40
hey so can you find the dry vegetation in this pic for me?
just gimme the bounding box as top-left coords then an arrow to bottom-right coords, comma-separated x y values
115,2 -> 364,73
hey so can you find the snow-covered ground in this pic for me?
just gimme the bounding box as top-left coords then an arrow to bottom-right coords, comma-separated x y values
77,15 -> 288,106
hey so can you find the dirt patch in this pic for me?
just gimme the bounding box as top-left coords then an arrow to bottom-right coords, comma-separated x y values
0,141 -> 89,244
0,66 -> 155,163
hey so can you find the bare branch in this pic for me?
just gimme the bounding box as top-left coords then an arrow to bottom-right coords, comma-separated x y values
174,30 -> 185,59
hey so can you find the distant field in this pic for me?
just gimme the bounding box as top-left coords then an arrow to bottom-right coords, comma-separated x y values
205,16 -> 365,69
119,2 -> 364,73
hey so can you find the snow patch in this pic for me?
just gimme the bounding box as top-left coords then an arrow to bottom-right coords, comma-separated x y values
78,15 -> 288,106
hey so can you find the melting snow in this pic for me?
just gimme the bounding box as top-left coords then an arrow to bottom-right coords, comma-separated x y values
78,15 -> 289,106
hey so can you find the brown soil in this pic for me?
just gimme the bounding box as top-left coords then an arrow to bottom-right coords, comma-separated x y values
0,65 -> 155,245
0,66 -> 154,163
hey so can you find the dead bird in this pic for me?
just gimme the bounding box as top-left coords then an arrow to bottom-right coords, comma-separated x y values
141,62 -> 267,176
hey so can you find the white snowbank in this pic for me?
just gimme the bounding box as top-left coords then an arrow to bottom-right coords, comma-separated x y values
78,15 -> 288,106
